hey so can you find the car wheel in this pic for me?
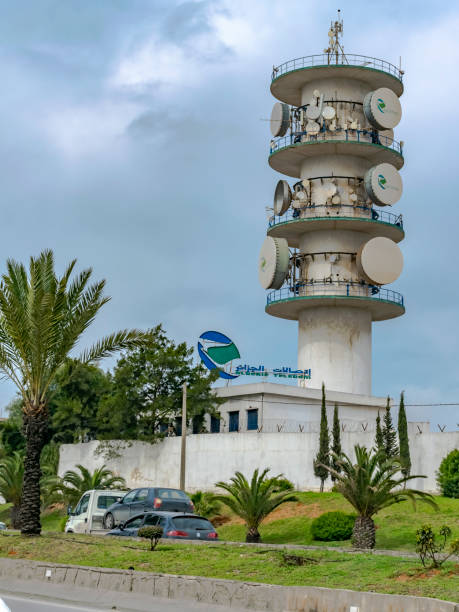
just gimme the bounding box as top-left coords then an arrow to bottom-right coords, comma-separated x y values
104,513 -> 115,530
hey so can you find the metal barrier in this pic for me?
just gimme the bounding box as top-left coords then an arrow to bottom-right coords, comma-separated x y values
268,205 -> 403,229
270,129 -> 403,156
267,281 -> 404,307
271,53 -> 403,82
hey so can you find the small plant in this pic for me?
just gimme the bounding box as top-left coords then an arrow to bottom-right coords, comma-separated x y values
138,526 -> 163,551
264,477 -> 294,493
415,524 -> 459,568
190,491 -> 221,518
310,511 -> 356,541
436,449 -> 459,498
59,515 -> 68,533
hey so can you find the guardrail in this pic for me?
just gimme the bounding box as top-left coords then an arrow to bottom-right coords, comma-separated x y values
268,205 -> 403,230
271,53 -> 403,82
267,282 -> 404,307
270,130 -> 403,156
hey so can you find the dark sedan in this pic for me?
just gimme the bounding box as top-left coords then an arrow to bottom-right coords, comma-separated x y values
106,511 -> 218,541
103,487 -> 194,529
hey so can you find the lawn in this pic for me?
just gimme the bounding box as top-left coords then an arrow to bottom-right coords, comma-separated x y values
216,492 -> 459,551
0,532 -> 457,602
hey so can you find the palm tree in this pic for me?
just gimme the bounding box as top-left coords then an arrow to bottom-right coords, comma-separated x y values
190,491 -> 221,518
56,464 -> 126,507
0,452 -> 24,528
321,445 -> 437,549
214,468 -> 297,543
0,250 -> 145,535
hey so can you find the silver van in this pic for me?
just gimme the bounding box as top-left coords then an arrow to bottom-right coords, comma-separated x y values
65,489 -> 127,533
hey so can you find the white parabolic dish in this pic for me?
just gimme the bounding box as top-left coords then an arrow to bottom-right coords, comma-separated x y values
270,102 -> 290,137
364,162 -> 403,206
357,237 -> 403,285
273,180 -> 292,215
258,236 -> 289,290
363,87 -> 402,130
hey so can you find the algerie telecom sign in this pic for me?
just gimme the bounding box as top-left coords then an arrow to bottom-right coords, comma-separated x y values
197,331 -> 311,381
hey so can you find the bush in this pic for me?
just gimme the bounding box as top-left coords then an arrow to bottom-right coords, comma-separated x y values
265,477 -> 295,493
310,511 -> 356,541
138,526 -> 163,551
59,515 -> 68,532
437,449 -> 459,498
190,491 -> 221,518
415,524 -> 459,568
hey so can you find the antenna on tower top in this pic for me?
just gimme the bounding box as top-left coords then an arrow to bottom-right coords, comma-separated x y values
324,9 -> 347,65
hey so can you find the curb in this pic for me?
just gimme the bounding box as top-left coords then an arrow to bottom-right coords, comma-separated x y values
0,557 -> 457,612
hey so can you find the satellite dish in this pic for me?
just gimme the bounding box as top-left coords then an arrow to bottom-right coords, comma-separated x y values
306,120 -> 320,134
331,195 -> 341,205
349,193 -> 358,203
364,163 -> 403,206
379,128 -> 394,146
258,236 -> 290,290
314,186 -> 328,206
270,102 -> 290,137
363,87 -> 402,130
273,180 -> 292,215
295,190 -> 307,201
322,106 -> 336,120
357,237 -> 403,285
324,182 -> 337,198
313,89 -> 321,98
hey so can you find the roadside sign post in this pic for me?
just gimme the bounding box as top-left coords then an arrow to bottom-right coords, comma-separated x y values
180,382 -> 187,491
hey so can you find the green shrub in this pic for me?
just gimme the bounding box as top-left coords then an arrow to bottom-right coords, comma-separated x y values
310,511 -> 356,541
265,477 -> 295,493
437,450 -> 459,498
138,526 -> 163,551
190,491 -> 221,518
59,515 -> 68,532
416,524 -> 459,568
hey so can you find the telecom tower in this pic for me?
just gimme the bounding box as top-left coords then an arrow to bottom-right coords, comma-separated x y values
259,14 -> 405,396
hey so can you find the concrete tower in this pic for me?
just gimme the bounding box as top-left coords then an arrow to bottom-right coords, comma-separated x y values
259,15 -> 405,396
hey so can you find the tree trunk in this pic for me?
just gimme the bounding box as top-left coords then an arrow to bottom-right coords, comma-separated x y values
19,411 -> 48,536
245,527 -> 261,543
10,505 -> 21,530
352,516 -> 376,549
320,480 -> 324,493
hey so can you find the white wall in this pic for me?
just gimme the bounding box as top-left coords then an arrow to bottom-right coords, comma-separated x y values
59,431 -> 459,494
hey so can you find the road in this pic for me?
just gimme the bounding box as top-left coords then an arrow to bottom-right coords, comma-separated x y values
1,593 -> 236,611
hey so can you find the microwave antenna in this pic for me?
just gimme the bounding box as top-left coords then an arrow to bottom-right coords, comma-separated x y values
324,9 -> 346,64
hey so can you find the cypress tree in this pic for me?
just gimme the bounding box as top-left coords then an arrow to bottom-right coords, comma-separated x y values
382,396 -> 398,460
331,404 -> 342,481
398,391 -> 411,479
375,410 -> 384,462
313,383 -> 330,492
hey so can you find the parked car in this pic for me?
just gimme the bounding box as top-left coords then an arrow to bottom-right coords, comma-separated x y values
103,487 -> 193,529
106,511 -> 218,541
65,489 -> 127,533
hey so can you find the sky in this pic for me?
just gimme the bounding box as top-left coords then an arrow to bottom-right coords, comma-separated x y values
0,0 -> 458,430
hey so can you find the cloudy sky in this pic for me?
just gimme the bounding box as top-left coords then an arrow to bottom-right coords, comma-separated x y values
0,0 -> 458,429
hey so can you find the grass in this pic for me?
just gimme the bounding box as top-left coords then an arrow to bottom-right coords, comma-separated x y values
217,493 -> 459,551
0,532 -> 457,602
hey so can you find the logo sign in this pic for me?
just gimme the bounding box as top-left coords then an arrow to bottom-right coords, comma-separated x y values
197,331 -> 241,380
377,98 -> 386,113
377,174 -> 387,189
198,331 -> 311,381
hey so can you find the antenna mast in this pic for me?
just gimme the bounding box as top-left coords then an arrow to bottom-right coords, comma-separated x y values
324,9 -> 346,65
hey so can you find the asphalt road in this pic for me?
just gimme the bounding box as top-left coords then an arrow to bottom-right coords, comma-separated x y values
1,594 -> 236,611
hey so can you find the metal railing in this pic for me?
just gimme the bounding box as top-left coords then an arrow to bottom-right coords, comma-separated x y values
271,54 -> 403,82
267,281 -> 404,307
268,205 -> 403,230
270,129 -> 403,156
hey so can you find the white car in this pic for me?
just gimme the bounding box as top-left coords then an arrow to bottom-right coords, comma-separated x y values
65,489 -> 127,534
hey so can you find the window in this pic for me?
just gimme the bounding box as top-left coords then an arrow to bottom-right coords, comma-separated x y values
144,515 -> 160,526
74,493 -> 90,516
157,488 -> 189,500
229,411 -> 239,432
192,416 -> 201,434
122,490 -> 137,504
158,516 -> 168,529
135,489 -> 149,502
124,516 -> 143,529
247,409 -> 258,431
159,422 -> 168,433
172,517 -> 213,530
97,495 -> 121,510
210,416 -> 220,433
175,417 -> 182,436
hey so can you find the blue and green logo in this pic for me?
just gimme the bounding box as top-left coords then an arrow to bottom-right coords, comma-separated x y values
377,98 -> 386,113
197,331 -> 241,380
377,174 -> 387,189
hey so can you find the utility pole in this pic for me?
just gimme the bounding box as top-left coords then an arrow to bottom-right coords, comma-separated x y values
179,382 -> 187,491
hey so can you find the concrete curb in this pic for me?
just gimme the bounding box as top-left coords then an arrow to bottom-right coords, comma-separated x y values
0,558 -> 457,611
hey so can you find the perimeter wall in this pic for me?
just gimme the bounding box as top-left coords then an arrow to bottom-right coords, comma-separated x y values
59,430 -> 459,493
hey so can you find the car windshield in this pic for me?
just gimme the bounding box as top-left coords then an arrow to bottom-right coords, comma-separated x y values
172,517 -> 213,530
97,495 -> 121,509
157,489 -> 189,500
